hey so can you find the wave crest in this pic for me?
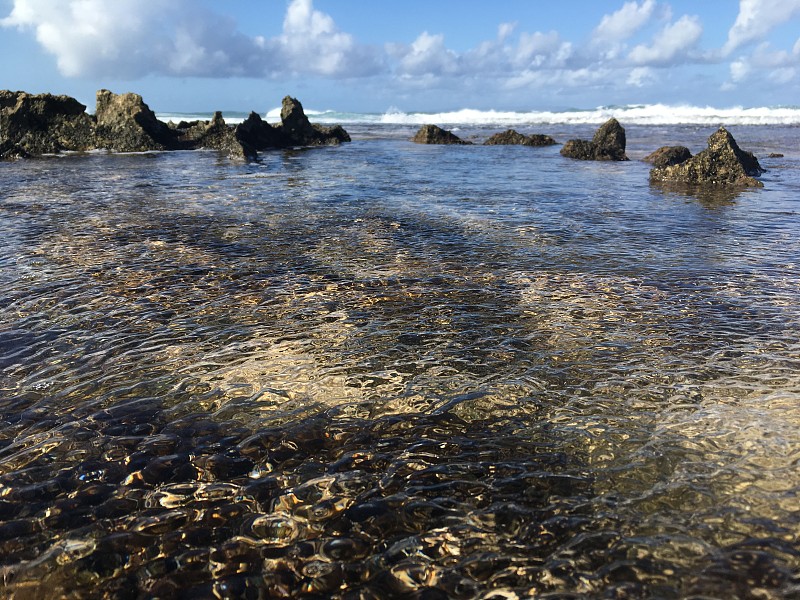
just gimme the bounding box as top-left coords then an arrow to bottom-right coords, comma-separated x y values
375,104 -> 800,126
160,103 -> 800,128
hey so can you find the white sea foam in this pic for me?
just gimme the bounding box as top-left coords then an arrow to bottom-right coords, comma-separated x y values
157,112 -> 250,125
373,104 -> 800,126
158,103 -> 800,128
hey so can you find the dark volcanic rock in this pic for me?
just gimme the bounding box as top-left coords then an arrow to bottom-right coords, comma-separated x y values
94,89 -> 179,152
0,139 -> 30,160
279,96 -> 350,147
593,117 -> 628,160
280,96 -> 318,144
484,129 -> 556,146
235,112 -> 282,157
560,118 -> 628,161
644,146 -> 692,168
559,139 -> 596,160
232,98 -> 350,155
0,90 -> 96,158
412,124 -> 472,145
650,127 -> 765,188
1,89 -> 351,160
174,111 -> 245,157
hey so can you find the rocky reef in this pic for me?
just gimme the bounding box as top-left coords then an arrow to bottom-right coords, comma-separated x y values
649,127 -> 764,188
644,146 -> 692,168
412,124 -> 472,145
0,90 -> 350,160
560,118 -> 628,161
484,129 -> 557,146
0,91 -> 95,157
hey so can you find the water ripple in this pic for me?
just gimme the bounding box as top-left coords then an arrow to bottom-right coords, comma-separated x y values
1,132 -> 799,597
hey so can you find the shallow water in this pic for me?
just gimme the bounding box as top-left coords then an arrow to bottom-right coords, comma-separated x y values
1,126 -> 799,598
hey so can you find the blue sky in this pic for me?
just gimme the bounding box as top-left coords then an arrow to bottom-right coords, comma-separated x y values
2,0 -> 800,113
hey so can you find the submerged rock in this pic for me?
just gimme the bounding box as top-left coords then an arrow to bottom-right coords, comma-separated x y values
412,124 -> 472,145
644,146 -> 692,168
0,91 -> 95,158
560,118 -> 628,161
484,129 -> 557,146
650,127 -> 765,188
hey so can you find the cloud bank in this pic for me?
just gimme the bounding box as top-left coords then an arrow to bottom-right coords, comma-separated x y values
1,0 -> 380,79
3,0 -> 800,102
723,0 -> 800,55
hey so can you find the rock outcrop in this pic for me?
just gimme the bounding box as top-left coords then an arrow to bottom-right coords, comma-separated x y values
94,90 -> 179,152
484,129 -> 556,146
412,124 -> 472,145
1,90 -> 350,160
650,127 -> 765,188
171,111 -> 246,157
560,118 -> 628,161
644,146 -> 692,168
0,91 -> 95,157
233,112 -> 281,158
279,96 -> 351,147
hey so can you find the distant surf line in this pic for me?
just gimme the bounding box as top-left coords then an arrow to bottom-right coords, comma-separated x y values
158,103 -> 800,127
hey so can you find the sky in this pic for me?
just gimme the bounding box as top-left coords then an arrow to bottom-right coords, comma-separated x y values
2,0 -> 800,114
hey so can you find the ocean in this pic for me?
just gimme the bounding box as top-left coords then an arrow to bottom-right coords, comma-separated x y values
1,106 -> 799,598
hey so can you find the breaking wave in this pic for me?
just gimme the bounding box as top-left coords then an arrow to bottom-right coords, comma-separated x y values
370,104 -> 800,126
160,104 -> 800,128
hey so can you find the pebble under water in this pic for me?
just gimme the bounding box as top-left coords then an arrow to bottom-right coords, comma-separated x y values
1,126 -> 800,599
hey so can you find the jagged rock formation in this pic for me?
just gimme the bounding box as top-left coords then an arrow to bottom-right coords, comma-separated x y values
650,127 -> 765,188
169,111 -> 250,158
279,96 -> 350,147
94,90 -> 181,152
484,129 -> 556,146
412,124 -> 472,145
0,90 -> 350,160
644,146 -> 692,168
230,97 -> 350,158
0,91 -> 95,156
560,118 -> 628,161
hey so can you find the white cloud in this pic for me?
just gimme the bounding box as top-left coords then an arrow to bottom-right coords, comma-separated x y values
515,31 -> 570,68
723,0 -> 800,55
768,67 -> 796,84
396,32 -> 460,76
0,0 -> 380,79
3,0 -> 795,108
592,0 -> 658,43
2,0 -> 179,77
498,22 -> 517,43
395,26 -> 571,80
277,0 -> 382,76
504,66 -> 612,91
627,66 -> 656,86
724,40 -> 800,88
628,15 -> 702,65
729,58 -> 751,83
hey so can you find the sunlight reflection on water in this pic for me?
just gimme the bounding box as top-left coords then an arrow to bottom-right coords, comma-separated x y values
1,127 -> 799,597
